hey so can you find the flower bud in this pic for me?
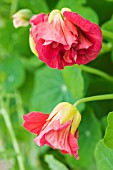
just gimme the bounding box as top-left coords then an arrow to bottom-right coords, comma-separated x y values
12,9 -> 32,28
29,36 -> 38,56
48,102 -> 81,132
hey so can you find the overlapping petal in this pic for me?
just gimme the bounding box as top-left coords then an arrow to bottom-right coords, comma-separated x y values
23,102 -> 81,159
29,9 -> 102,69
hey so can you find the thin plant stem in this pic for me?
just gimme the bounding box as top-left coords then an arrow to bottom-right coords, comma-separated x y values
102,29 -> 113,40
74,94 -> 113,107
15,91 -> 24,124
75,65 -> 113,83
0,100 -> 25,170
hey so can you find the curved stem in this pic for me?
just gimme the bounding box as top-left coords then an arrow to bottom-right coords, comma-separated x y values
75,65 -> 113,83
74,94 -> 113,107
102,29 -> 113,40
0,101 -> 25,170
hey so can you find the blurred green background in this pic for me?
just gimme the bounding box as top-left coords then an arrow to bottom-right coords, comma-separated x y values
0,0 -> 113,170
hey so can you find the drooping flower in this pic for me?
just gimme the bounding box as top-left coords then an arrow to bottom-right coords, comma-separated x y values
23,102 -> 81,159
29,8 -> 102,69
12,9 -> 32,28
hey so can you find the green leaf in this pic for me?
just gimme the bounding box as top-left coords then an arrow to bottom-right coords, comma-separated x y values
19,0 -> 49,13
101,15 -> 113,33
56,2 -> 99,23
21,56 -> 43,71
30,66 -> 85,113
101,15 -> 113,45
66,107 -> 102,169
73,6 -> 99,23
95,140 -> 113,170
30,66 -> 73,113
56,0 -> 86,8
104,112 -> 113,149
62,66 -> 84,99
99,42 -> 112,55
45,155 -> 68,170
0,56 -> 25,91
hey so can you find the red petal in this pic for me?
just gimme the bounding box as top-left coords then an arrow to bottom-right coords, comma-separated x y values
63,11 -> 102,64
34,120 -> 71,146
23,112 -> 49,135
30,13 -> 47,25
35,15 -> 67,45
68,133 -> 79,159
45,128 -> 71,152
76,31 -> 93,50
63,11 -> 102,38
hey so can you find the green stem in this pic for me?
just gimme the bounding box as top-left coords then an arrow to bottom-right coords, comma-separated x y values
15,91 -> 24,124
10,0 -> 18,15
75,65 -> 113,83
0,102 -> 25,170
74,94 -> 113,107
102,29 -> 113,40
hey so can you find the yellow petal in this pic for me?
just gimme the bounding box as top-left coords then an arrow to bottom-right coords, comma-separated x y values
29,36 -> 38,56
61,8 -> 72,15
48,9 -> 61,23
71,111 -> 81,135
60,103 -> 78,124
48,102 -> 68,120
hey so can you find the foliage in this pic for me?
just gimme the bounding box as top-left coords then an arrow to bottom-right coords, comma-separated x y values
104,112 -> 113,149
0,0 -> 113,170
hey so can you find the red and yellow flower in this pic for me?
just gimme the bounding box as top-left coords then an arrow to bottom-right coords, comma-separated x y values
23,102 -> 81,159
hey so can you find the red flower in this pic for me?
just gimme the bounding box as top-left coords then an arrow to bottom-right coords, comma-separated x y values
23,102 -> 81,159
29,8 -> 102,69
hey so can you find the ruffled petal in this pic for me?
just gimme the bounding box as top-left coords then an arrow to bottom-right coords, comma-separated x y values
30,13 -> 47,25
36,40 -> 65,69
63,11 -> 102,64
34,14 -> 67,45
76,31 -> 93,50
45,127 -> 71,152
23,112 -> 49,135
61,130 -> 79,159
34,120 -> 71,146
63,11 -> 102,39
68,133 -> 79,159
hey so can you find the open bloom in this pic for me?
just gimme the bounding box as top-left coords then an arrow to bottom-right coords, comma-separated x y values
23,102 -> 81,159
12,9 -> 32,28
29,8 -> 102,69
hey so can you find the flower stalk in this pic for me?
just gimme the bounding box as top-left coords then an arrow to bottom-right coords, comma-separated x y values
75,65 -> 113,83
0,98 -> 25,170
74,94 -> 113,107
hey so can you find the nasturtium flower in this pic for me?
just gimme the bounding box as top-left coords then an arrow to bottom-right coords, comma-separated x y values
29,8 -> 102,69
23,102 -> 81,159
12,9 -> 32,28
